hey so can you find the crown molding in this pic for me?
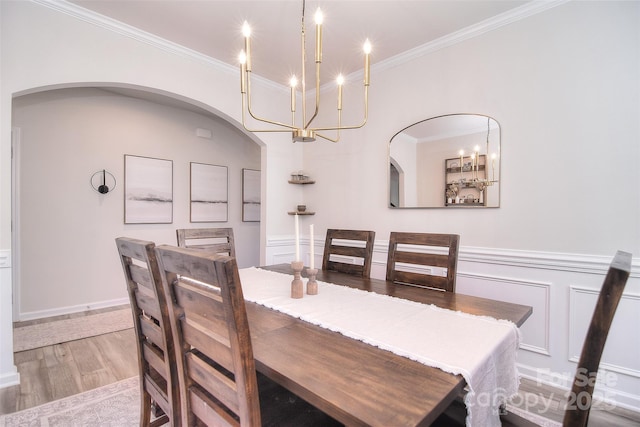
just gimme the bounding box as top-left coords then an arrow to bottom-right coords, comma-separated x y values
33,0 -> 568,92
30,0 -> 285,92
370,0 -> 570,77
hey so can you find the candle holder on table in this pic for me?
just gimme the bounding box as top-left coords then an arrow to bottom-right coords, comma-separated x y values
290,261 -> 304,298
306,268 -> 318,295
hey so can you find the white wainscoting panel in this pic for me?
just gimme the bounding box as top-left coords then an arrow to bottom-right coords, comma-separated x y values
569,286 -> 640,378
457,273 -> 551,355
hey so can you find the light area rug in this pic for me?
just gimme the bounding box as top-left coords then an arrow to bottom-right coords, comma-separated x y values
0,377 -> 155,427
13,309 -> 133,352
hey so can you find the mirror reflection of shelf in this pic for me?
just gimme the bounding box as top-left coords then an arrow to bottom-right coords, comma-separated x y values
446,165 -> 485,174
288,211 -> 315,215
445,155 -> 489,207
445,202 -> 483,207
447,180 -> 493,189
288,179 -> 315,184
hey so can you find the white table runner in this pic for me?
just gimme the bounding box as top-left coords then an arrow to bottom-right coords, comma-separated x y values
239,267 -> 520,427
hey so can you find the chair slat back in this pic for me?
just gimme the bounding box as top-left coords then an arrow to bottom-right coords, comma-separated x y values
563,250 -> 632,427
322,229 -> 376,278
115,237 -> 179,426
386,232 -> 460,292
155,245 -> 260,427
176,227 -> 236,257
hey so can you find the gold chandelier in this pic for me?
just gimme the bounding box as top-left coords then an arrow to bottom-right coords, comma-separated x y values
449,117 -> 499,197
238,0 -> 371,143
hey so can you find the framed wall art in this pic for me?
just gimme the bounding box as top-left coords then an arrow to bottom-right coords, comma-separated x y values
190,162 -> 228,222
242,168 -> 261,222
124,155 -> 173,224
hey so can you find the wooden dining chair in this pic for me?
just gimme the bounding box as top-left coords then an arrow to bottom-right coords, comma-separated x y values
322,229 -> 376,278
435,251 -> 632,427
176,227 -> 236,257
115,237 -> 180,427
561,250 -> 632,426
154,245 -> 342,426
386,232 -> 460,292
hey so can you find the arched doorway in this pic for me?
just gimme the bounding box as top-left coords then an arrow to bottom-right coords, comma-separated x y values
11,84 -> 264,321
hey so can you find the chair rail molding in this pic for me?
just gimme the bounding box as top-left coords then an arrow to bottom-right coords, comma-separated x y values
458,246 -> 639,275
0,250 -> 10,268
269,238 -> 639,276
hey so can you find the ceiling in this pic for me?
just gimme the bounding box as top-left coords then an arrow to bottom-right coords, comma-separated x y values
68,0 -> 532,87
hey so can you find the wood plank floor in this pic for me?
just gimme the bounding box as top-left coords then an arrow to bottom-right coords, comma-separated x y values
0,328 -> 138,415
1,318 -> 639,426
510,378 -> 640,426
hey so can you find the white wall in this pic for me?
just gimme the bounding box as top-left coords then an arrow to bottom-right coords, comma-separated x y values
1,0 -> 639,413
302,1 -> 639,256
295,0 -> 640,411
0,0 -> 301,388
389,132 -> 417,206
416,139 -> 445,206
12,87 -> 260,317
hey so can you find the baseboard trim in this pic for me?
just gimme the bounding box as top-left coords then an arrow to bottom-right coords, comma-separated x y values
0,370 -> 20,389
17,298 -> 129,322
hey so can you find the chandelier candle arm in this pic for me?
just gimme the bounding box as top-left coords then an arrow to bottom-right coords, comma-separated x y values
364,39 -> 372,86
451,117 -> 499,194
492,153 -> 497,182
337,74 -> 344,110
315,8 -> 322,63
301,7 -> 308,129
239,51 -> 247,94
473,145 -> 480,180
290,76 -> 297,126
242,22 -> 252,71
239,23 -> 297,132
470,150 -> 475,179
303,8 -> 323,130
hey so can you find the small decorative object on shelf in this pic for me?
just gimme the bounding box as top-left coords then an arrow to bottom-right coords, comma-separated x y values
291,261 -> 304,298
288,206 -> 315,215
289,170 -> 315,184
306,268 -> 318,295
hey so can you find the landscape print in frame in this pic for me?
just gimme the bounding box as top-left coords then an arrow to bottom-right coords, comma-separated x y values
190,162 -> 228,222
124,155 -> 173,224
242,168 -> 261,222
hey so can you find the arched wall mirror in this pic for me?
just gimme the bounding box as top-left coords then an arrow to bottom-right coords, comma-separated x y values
389,114 -> 501,208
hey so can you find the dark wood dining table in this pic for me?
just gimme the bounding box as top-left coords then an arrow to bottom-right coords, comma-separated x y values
245,264 -> 533,426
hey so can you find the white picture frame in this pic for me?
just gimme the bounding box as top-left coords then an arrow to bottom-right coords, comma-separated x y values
190,162 -> 228,222
124,155 -> 173,224
242,168 -> 260,222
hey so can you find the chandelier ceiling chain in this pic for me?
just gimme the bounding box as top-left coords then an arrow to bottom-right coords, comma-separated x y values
238,0 -> 371,143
